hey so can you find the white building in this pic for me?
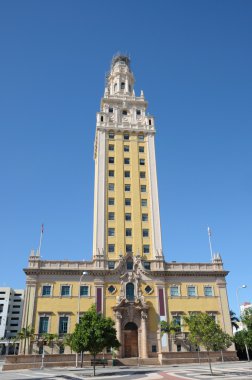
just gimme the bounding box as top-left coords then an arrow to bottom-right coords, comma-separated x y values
0,287 -> 24,355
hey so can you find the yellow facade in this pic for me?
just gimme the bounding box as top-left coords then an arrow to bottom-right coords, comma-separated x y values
21,55 -> 236,362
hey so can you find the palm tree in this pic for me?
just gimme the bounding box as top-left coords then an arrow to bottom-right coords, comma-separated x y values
63,334 -> 73,354
42,333 -> 58,354
230,310 -> 240,331
17,326 -> 35,354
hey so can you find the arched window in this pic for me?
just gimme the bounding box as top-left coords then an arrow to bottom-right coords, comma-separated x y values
126,283 -> 134,301
114,83 -> 117,92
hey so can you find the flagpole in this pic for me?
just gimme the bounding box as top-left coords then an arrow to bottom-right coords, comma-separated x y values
38,224 -> 44,256
207,226 -> 213,262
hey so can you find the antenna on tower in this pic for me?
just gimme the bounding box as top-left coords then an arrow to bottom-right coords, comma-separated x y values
207,227 -> 213,262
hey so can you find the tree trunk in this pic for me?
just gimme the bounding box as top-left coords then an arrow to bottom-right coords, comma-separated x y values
93,353 -> 96,376
207,350 -> 213,375
23,338 -> 26,355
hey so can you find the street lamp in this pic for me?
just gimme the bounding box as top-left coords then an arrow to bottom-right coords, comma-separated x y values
236,284 -> 250,361
236,285 -> 247,315
76,271 -> 88,367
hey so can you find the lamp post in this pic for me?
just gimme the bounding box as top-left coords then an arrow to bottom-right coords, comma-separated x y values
236,284 -> 250,361
75,271 -> 88,367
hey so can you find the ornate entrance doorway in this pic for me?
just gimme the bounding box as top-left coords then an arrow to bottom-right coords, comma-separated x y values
124,322 -> 138,357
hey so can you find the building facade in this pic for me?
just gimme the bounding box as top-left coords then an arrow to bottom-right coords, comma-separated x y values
0,287 -> 24,355
21,56 -> 236,361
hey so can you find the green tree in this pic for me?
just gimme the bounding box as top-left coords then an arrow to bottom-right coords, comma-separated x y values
184,313 -> 232,375
71,305 -> 120,375
241,308 -> 252,331
161,320 -> 181,335
17,325 -> 35,355
234,307 -> 252,359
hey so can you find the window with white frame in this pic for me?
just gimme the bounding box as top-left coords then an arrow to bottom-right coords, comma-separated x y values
204,286 -> 213,297
170,285 -> 180,297
187,286 -> 196,297
39,316 -> 49,334
59,316 -> 68,334
42,285 -> 51,296
61,285 -> 71,297
80,285 -> 89,296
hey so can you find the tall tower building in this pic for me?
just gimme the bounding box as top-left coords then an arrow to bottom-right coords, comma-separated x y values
93,55 -> 162,262
19,55 -> 236,365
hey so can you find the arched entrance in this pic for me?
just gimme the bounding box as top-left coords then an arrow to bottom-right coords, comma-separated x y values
124,322 -> 138,357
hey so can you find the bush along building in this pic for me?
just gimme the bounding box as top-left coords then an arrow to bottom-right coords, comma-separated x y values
20,56 -> 236,363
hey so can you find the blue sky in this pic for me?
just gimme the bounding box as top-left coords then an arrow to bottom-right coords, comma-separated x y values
0,1 -> 251,316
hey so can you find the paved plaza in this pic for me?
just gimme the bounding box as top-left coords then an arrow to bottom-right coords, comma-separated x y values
0,362 -> 252,380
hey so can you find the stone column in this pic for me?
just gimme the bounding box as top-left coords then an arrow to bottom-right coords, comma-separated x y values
115,311 -> 122,357
141,311 -> 148,358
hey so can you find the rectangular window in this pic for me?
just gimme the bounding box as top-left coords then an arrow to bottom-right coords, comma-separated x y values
108,183 -> 114,191
126,244 -> 132,253
151,345 -> 157,353
124,158 -> 130,164
108,212 -> 115,220
109,170 -> 114,177
141,199 -> 147,206
140,171 -> 146,178
204,286 -> 213,297
108,132 -> 114,139
108,261 -> 115,269
42,285 -> 51,296
125,198 -> 131,206
170,286 -> 179,297
108,228 -> 115,236
109,107 -> 113,113
124,133 -> 129,140
143,229 -> 149,237
122,110 -> 127,115
177,344 -> 182,352
39,317 -> 49,334
109,157 -> 114,164
138,134 -> 144,141
139,146 -> 144,153
121,82 -> 125,89
108,198 -> 114,205
108,244 -> 115,253
80,285 -> 89,296
126,228 -> 132,237
124,171 -> 130,178
109,144 -> 114,151
143,245 -> 150,254
142,213 -> 148,221
187,286 -> 196,297
61,285 -> 70,297
172,315 -> 181,332
124,145 -> 129,152
125,184 -> 131,192
136,109 -> 141,116
59,316 -> 68,334
139,158 -> 145,165
125,213 -> 131,221
144,262 -> 151,270
141,185 -> 146,192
